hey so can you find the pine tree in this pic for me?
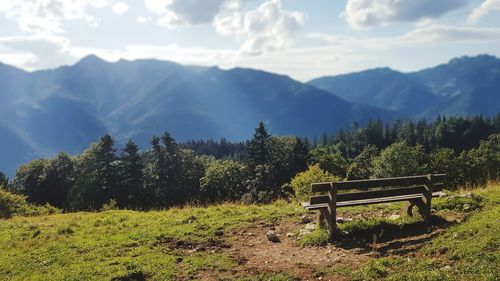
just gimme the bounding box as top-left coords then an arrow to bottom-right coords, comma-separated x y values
246,121 -> 271,168
120,140 -> 144,208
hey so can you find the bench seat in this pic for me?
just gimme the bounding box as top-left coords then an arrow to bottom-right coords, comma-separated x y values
303,191 -> 444,210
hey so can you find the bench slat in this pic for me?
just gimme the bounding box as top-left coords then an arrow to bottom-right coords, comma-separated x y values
303,192 -> 444,210
337,192 -> 444,207
333,174 -> 445,191
337,185 -> 442,202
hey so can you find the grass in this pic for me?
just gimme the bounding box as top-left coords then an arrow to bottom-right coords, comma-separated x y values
1,184 -> 498,280
317,183 -> 500,281
0,201 -> 303,281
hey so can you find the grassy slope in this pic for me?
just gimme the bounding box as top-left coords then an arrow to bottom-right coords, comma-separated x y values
332,183 -> 500,281
0,202 -> 302,281
0,184 -> 498,281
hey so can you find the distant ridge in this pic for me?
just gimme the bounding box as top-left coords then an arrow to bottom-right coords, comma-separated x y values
0,55 -> 398,176
309,54 -> 500,118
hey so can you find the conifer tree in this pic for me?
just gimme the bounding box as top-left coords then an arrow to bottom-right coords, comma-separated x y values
246,121 -> 270,168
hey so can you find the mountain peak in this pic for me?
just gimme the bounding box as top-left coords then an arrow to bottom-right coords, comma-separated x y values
75,54 -> 108,66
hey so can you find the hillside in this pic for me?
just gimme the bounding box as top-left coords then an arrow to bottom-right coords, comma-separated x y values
0,56 -> 397,176
309,55 -> 500,118
0,184 -> 498,280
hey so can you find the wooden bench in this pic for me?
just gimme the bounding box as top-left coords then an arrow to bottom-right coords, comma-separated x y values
302,174 -> 446,239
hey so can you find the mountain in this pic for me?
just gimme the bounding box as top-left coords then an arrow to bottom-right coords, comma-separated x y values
0,56 -> 398,176
308,55 -> 500,118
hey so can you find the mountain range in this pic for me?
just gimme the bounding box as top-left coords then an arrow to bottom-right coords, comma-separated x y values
1,54 -> 499,176
309,54 -> 500,118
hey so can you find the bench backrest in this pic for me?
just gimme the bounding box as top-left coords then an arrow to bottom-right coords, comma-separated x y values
309,174 -> 445,203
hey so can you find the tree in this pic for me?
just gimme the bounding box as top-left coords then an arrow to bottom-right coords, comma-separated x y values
119,140 -> 144,208
12,159 -> 50,204
246,121 -> 271,168
244,164 -> 276,204
0,171 -> 8,189
200,159 -> 248,203
309,146 -> 348,178
95,135 -> 118,205
268,136 -> 308,188
43,152 -> 75,209
346,145 -> 378,180
372,141 -> 429,178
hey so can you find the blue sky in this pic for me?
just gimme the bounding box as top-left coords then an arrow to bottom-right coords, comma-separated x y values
1,0 -> 500,81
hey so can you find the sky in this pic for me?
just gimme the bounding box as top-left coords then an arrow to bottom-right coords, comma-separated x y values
1,0 -> 500,81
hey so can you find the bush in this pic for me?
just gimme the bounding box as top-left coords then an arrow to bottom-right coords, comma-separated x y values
290,164 -> 339,201
0,187 -> 60,219
372,141 -> 429,178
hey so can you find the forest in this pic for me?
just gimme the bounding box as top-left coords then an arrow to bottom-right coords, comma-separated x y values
1,114 -> 499,212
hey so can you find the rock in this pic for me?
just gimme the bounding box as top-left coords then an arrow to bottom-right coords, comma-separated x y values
442,265 -> 452,271
286,232 -> 296,237
336,217 -> 345,223
388,214 -> 401,220
246,232 -> 255,236
305,223 -> 316,231
266,230 -> 280,243
463,204 -> 471,211
300,215 -> 313,224
214,229 -> 224,237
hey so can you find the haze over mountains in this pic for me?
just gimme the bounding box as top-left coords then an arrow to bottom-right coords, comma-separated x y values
1,54 -> 499,176
309,55 -> 500,118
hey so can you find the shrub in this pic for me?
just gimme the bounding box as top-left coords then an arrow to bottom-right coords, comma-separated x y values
0,187 -> 60,219
290,164 -> 339,201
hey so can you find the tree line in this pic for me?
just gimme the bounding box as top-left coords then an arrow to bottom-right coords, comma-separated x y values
1,115 -> 498,212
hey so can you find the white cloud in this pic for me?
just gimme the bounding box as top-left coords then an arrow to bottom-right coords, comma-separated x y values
0,35 -> 75,70
136,16 -> 149,24
215,0 -> 305,56
144,0 -> 231,26
468,0 -> 500,23
0,0 -> 112,35
112,2 -> 129,15
309,24 -> 500,50
343,0 -> 467,29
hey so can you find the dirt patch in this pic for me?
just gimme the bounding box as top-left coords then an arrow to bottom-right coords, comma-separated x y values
221,220 -> 369,280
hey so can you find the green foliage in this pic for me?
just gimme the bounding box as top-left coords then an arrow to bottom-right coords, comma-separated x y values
372,141 -> 429,177
246,121 -> 271,168
309,146 -> 348,178
0,188 -> 59,219
290,164 -> 338,201
200,159 -> 248,202
346,145 -> 379,180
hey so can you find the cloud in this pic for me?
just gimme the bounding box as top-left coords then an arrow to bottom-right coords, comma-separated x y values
468,0 -> 500,23
342,0 -> 467,29
136,16 -> 149,24
0,0 -> 111,35
144,0 -> 232,26
215,0 -> 305,56
112,2 -> 129,15
0,35 -> 75,70
309,24 -> 500,50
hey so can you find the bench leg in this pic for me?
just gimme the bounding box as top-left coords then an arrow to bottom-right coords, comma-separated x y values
409,198 -> 431,225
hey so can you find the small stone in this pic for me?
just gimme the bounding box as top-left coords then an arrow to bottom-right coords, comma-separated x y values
305,223 -> 316,231
266,230 -> 280,243
388,214 -> 401,220
463,204 -> 471,211
246,232 -> 254,236
286,232 -> 296,237
300,215 -> 313,224
336,217 -> 345,223
442,265 -> 452,271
